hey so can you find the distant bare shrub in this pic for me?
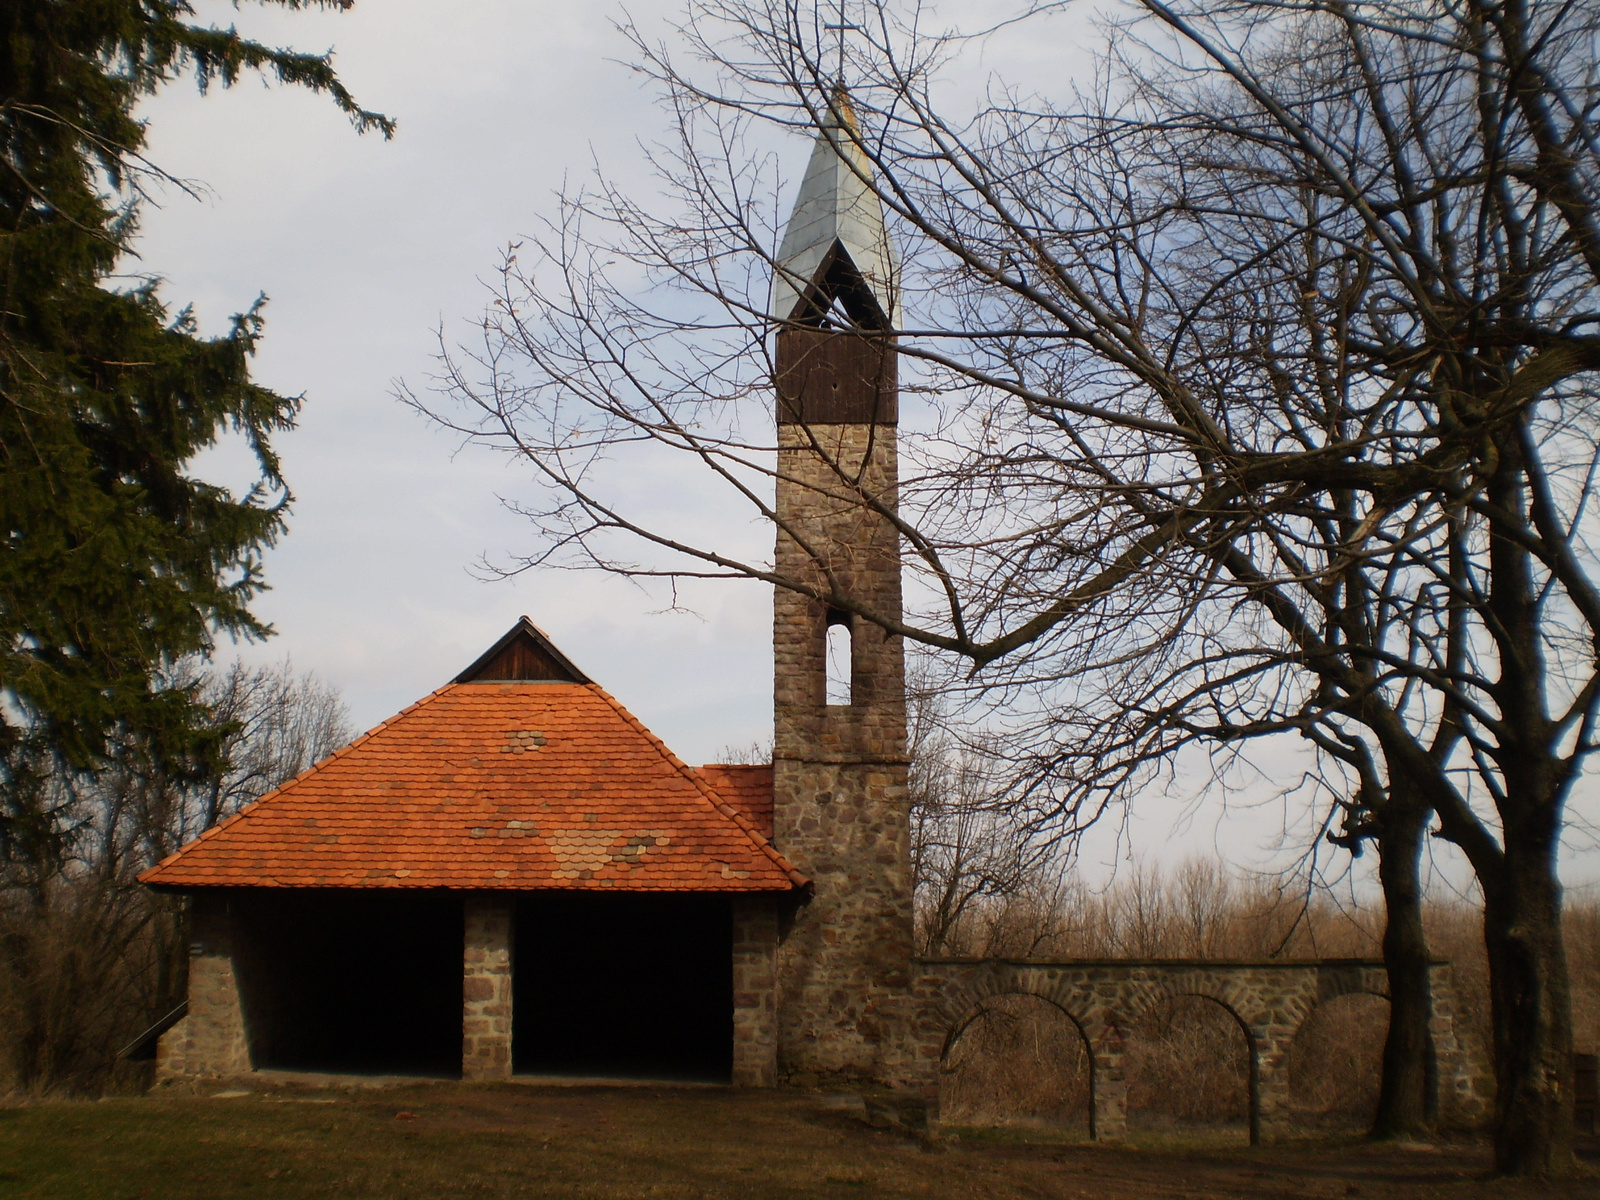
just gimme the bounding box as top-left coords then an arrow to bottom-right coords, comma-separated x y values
1126,995 -> 1251,1129
942,994 -> 1090,1133
1286,993 -> 1389,1122
0,879 -> 183,1096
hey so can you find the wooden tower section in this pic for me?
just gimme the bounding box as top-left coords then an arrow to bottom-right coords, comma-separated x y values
770,96 -> 914,1085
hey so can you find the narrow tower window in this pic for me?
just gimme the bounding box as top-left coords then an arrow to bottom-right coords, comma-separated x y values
825,613 -> 853,706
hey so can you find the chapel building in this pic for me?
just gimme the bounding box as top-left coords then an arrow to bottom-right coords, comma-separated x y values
140,98 -> 917,1091
136,104 -> 1494,1141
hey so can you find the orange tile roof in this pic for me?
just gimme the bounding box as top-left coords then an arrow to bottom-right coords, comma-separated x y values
140,682 -> 803,892
695,765 -> 773,840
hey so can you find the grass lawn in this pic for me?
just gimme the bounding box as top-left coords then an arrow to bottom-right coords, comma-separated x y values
0,1081 -> 1592,1199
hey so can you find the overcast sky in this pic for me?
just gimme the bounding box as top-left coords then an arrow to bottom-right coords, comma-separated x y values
134,1 -> 758,746
129,1 -> 1595,891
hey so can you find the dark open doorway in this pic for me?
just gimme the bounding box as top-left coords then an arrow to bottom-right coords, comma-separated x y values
230,889 -> 463,1076
513,892 -> 732,1082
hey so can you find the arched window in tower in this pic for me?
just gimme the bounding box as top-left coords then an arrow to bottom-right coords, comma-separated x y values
825,612 -> 853,706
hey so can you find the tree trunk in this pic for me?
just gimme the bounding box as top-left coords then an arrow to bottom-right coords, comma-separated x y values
1371,797 -> 1435,1139
1476,440 -> 1577,1175
1483,843 -> 1575,1175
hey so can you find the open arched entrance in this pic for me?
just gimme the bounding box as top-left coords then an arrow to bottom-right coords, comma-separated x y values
1286,992 -> 1391,1127
1125,993 -> 1255,1143
940,993 -> 1092,1138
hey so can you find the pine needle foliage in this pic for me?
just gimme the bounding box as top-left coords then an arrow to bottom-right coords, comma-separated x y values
0,1 -> 389,869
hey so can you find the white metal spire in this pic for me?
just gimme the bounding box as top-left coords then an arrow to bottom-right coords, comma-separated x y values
772,90 -> 899,329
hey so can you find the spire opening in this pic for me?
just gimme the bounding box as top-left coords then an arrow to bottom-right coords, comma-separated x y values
790,240 -> 890,330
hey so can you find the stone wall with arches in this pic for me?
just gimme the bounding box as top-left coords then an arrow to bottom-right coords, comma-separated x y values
911,958 -> 1491,1142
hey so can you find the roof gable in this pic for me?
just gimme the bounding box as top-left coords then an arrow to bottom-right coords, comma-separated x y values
455,616 -> 589,683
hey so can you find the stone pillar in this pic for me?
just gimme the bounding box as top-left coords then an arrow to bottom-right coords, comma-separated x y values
732,897 -> 779,1087
1087,1021 -> 1129,1142
1247,1030 -> 1269,1145
157,891 -> 250,1080
911,966 -> 955,1130
1428,963 -> 1493,1127
463,894 -> 514,1081
1250,1023 -> 1299,1144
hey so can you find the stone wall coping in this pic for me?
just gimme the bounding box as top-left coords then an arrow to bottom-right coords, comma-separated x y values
916,956 -> 1438,969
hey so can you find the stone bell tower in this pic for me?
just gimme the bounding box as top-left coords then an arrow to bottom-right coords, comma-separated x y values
770,93 -> 913,1085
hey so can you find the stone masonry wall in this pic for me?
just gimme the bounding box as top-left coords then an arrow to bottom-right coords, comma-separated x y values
773,375 -> 916,1086
157,891 -> 250,1081
917,957 -> 1494,1141
732,896 -> 780,1086
462,894 -> 514,1081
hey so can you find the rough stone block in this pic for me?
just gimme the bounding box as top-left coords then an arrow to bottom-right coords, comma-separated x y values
157,892 -> 250,1082
462,894 -> 515,1082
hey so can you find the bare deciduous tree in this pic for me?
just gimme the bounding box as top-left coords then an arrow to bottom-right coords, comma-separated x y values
412,0 -> 1600,1173
184,660 -> 355,843
909,677 -> 1056,957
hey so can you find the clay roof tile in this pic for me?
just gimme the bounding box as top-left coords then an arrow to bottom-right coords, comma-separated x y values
141,678 -> 802,894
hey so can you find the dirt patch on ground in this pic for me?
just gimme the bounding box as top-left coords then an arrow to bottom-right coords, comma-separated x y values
0,1080 -> 1593,1199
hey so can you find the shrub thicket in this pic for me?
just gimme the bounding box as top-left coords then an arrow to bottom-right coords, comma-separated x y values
0,663 -> 349,1096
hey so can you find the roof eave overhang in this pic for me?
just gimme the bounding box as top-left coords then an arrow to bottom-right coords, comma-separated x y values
139,878 -> 805,894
